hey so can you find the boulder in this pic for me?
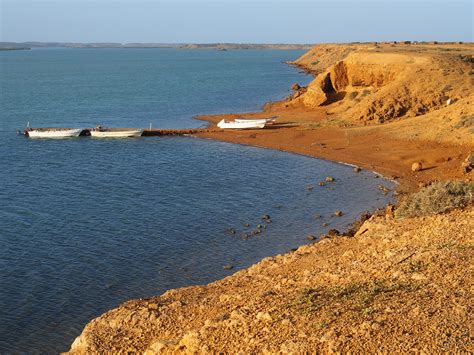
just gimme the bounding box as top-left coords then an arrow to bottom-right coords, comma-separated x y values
302,73 -> 332,107
411,162 -> 423,172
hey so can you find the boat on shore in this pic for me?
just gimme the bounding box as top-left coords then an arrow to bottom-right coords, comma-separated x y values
90,126 -> 144,138
24,128 -> 83,138
217,119 -> 266,130
234,117 -> 277,125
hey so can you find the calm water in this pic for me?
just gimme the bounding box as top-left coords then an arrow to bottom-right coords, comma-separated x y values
0,49 -> 393,353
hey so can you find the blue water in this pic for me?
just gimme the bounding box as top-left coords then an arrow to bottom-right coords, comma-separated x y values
0,48 -> 393,353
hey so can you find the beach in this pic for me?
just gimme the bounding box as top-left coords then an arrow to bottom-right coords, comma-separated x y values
66,42 -> 473,353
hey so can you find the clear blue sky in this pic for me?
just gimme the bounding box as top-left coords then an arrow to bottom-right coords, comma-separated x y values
1,0 -> 472,43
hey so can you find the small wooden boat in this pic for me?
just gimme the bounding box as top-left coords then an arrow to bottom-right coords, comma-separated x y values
90,126 -> 144,138
25,128 -> 83,138
217,119 -> 265,130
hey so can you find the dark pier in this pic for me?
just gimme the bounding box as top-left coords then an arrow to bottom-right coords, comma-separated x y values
77,128 -> 211,137
142,128 -> 210,136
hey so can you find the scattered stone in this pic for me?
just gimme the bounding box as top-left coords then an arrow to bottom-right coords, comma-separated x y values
322,222 -> 329,227
256,312 -> 273,322
378,185 -> 390,194
325,176 -> 335,182
461,153 -> 473,173
262,214 -> 271,221
334,210 -> 343,217
411,162 -> 423,172
319,182 -> 326,187
291,83 -> 301,91
223,264 -> 233,270
328,229 -> 340,236
353,167 -> 362,173
257,224 -> 263,229
306,235 -> 317,241
226,228 -> 236,235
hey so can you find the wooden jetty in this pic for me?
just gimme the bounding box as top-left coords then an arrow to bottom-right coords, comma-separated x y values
77,128 -> 210,137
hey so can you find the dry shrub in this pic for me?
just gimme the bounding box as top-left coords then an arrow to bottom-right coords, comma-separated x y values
395,181 -> 473,219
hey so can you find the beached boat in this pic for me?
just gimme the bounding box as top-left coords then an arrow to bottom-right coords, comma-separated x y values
234,117 -> 277,125
217,119 -> 266,129
90,127 -> 144,138
25,128 -> 83,138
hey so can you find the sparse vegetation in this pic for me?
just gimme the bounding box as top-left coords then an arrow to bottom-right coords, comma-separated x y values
395,181 -> 473,219
453,115 -> 474,129
293,280 -> 421,315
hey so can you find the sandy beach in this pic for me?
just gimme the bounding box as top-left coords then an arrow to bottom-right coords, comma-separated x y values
67,42 -> 473,353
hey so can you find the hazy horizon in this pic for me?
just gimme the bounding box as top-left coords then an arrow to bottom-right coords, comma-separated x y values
1,0 -> 473,43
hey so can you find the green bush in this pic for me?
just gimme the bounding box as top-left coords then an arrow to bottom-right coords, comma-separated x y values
395,181 -> 473,219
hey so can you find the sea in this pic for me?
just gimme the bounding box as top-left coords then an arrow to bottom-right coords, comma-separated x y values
0,48 -> 393,353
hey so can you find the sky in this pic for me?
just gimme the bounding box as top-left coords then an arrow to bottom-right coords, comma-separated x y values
1,0 -> 473,43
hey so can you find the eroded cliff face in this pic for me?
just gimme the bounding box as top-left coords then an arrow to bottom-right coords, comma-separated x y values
289,44 -> 473,124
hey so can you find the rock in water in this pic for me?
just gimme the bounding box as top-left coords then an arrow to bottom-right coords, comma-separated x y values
328,229 -> 340,236
334,210 -> 343,217
291,83 -> 301,91
306,235 -> 317,241
223,264 -> 233,270
325,176 -> 335,182
411,162 -> 423,172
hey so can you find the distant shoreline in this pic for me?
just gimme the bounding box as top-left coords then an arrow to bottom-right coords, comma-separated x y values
0,47 -> 31,51
0,42 -> 313,51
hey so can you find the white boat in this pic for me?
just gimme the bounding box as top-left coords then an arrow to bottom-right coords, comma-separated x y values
90,127 -> 144,138
234,118 -> 277,125
25,128 -> 83,138
217,119 -> 265,130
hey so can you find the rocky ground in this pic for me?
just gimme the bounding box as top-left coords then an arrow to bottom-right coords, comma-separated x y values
67,43 -> 473,353
68,208 -> 473,353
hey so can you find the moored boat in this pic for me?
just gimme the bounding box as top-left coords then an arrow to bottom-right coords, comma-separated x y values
25,128 -> 83,138
90,126 -> 144,138
217,119 -> 266,129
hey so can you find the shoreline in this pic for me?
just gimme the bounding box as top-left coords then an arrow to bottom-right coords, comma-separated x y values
194,113 -> 470,193
67,42 -> 473,353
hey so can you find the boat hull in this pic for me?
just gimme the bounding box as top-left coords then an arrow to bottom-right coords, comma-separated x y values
90,130 -> 144,138
234,118 -> 276,125
217,120 -> 265,129
26,129 -> 83,138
